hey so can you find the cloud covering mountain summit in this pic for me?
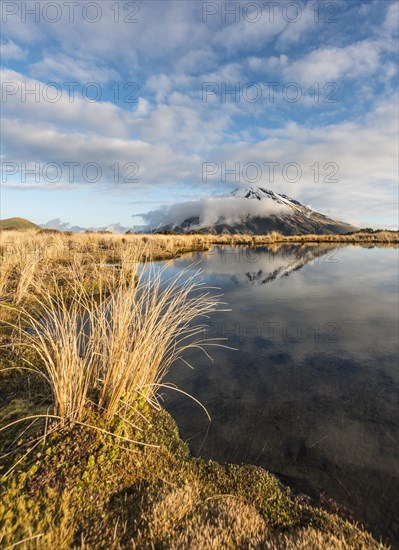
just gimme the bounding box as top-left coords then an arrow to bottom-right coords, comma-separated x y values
135,189 -> 291,231
137,187 -> 358,235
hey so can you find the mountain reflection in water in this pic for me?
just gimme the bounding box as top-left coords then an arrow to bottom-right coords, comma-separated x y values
160,244 -> 399,546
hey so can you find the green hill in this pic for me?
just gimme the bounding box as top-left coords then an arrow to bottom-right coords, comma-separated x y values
0,217 -> 39,230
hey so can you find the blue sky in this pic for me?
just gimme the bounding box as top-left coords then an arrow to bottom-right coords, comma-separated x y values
1,0 -> 398,230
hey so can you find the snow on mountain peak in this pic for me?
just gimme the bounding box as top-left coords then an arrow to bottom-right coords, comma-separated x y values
230,187 -> 304,211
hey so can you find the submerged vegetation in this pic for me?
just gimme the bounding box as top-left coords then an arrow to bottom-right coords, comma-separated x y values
0,229 -> 395,548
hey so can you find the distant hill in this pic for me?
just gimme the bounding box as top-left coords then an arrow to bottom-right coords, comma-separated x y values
0,217 -> 40,230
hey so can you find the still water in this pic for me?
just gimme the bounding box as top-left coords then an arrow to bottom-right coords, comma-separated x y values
160,244 -> 398,545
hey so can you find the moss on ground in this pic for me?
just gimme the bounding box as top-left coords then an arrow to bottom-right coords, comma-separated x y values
0,367 -> 388,549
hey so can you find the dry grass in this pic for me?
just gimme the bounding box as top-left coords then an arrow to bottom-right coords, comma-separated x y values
1,228 -> 396,304
3,255 -> 220,425
0,230 -> 209,304
143,490 -> 375,549
208,230 -> 399,245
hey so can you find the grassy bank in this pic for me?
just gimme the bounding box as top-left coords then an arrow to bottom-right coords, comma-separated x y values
0,391 -> 387,549
0,230 -> 394,548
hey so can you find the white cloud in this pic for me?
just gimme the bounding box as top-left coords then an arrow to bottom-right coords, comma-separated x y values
282,40 -> 383,83
135,98 -> 151,117
42,218 -> 129,233
2,59 -> 397,227
29,54 -> 119,83
382,2 -> 399,35
177,49 -> 219,75
0,40 -> 26,60
146,74 -> 173,103
276,6 -> 317,48
248,54 -> 288,72
1,117 -> 203,190
247,38 -> 396,87
1,68 -> 145,139
136,195 -> 290,230
1,1 -> 313,77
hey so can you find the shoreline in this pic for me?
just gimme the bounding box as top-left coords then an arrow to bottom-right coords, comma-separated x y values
0,386 -> 390,549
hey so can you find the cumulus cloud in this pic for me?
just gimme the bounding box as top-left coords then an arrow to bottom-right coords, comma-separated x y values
42,218 -> 130,233
0,40 -> 26,60
135,195 -> 290,230
282,40 -> 385,83
0,68 -> 143,140
42,218 -> 85,232
249,39 -> 394,85
2,71 -> 397,227
29,54 -> 119,83
1,117 -> 202,190
382,2 -> 399,35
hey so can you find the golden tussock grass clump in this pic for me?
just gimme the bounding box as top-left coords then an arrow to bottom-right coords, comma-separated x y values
3,252 -> 221,425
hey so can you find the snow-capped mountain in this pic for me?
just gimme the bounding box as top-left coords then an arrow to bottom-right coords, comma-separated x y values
159,187 -> 357,235
231,187 -> 308,209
